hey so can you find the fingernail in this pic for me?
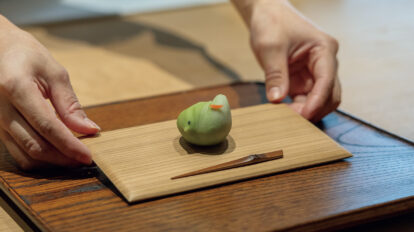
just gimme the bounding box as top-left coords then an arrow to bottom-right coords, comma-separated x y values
269,87 -> 281,101
85,118 -> 101,131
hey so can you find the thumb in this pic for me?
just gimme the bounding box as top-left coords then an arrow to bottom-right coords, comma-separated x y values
257,47 -> 290,103
47,70 -> 100,135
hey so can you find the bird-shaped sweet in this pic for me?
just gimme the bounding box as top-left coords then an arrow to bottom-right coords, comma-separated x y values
177,94 -> 232,146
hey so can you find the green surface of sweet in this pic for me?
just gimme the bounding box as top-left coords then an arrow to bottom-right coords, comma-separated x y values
177,94 -> 232,146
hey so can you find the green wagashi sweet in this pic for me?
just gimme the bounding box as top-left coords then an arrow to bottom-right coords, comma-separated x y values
177,94 -> 232,146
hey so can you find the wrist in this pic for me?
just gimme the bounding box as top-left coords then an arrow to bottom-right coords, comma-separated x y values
231,0 -> 289,25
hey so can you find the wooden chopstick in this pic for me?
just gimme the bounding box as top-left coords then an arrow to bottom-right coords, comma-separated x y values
171,150 -> 283,180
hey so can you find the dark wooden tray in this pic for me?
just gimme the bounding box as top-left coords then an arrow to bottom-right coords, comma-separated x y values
0,82 -> 413,231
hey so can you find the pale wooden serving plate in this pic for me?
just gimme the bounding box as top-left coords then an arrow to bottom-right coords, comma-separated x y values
82,104 -> 352,202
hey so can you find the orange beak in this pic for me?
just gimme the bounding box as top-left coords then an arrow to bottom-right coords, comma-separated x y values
210,104 -> 223,110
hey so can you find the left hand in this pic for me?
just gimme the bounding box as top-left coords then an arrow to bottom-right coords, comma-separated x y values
0,16 -> 99,170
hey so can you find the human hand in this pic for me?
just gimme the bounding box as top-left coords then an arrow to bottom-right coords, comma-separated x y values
232,0 -> 341,122
0,16 -> 100,170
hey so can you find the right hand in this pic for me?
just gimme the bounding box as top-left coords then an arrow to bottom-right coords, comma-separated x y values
0,16 -> 100,170
231,0 -> 341,122
248,0 -> 341,122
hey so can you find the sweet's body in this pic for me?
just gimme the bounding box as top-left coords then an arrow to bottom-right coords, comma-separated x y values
177,94 -> 232,146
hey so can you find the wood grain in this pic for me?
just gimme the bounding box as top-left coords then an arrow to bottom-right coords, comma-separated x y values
0,83 -> 412,231
83,104 -> 351,202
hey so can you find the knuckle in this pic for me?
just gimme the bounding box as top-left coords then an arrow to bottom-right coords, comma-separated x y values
23,137 -> 53,161
67,94 -> 81,111
54,68 -> 70,83
36,118 -> 55,137
0,75 -> 18,96
265,69 -> 284,81
323,35 -> 339,52
23,138 -> 42,159
63,95 -> 83,120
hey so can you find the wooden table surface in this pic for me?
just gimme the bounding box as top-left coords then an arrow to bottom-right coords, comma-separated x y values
0,82 -> 413,231
19,1 -> 414,141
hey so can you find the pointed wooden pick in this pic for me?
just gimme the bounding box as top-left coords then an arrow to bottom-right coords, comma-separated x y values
171,150 -> 283,180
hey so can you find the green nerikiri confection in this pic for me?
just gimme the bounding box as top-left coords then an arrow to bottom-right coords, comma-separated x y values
177,94 -> 232,146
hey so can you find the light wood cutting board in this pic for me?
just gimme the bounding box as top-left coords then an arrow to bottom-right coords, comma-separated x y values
82,104 -> 352,202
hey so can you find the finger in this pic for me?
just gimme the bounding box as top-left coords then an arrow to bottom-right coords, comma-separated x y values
288,94 -> 307,114
6,80 -> 93,164
288,57 -> 308,76
289,68 -> 314,96
311,77 -> 342,122
0,129 -> 44,171
311,96 -> 335,122
0,97 -> 82,166
43,68 -> 100,135
301,48 -> 337,120
254,42 -> 290,102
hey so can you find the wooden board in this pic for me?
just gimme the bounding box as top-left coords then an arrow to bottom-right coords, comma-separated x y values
83,104 -> 351,202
